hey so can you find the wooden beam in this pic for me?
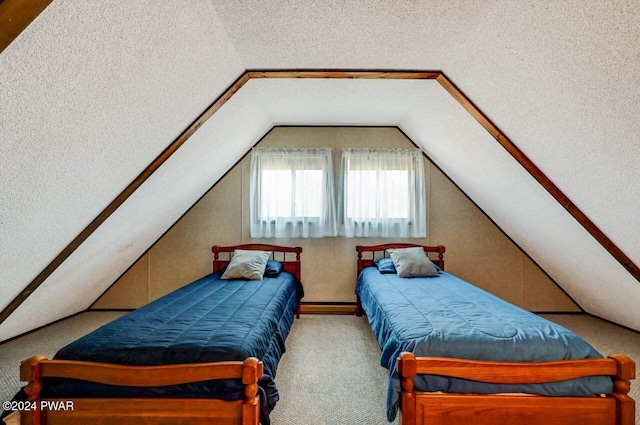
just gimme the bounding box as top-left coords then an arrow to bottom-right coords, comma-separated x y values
0,72 -> 251,325
436,73 -> 640,282
247,70 -> 440,80
0,0 -> 53,54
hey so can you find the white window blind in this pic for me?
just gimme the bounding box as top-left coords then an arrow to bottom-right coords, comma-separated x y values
338,148 -> 426,238
250,147 -> 337,238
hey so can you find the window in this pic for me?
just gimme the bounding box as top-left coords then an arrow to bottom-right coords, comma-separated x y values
250,147 -> 337,238
338,148 -> 426,238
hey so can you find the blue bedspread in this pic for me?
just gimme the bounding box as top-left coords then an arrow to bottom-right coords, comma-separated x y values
46,271 -> 303,425
356,267 -> 613,422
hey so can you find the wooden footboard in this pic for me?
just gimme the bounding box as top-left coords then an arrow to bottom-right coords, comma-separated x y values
19,355 -> 264,425
397,352 -> 635,425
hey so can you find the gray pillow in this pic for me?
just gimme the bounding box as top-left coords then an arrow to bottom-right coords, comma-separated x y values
388,247 -> 439,278
220,249 -> 271,280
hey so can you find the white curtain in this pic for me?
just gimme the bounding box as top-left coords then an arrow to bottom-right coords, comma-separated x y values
338,148 -> 426,238
250,147 -> 337,238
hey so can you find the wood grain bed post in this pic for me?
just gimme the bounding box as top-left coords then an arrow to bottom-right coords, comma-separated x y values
609,354 -> 635,425
242,357 -> 263,425
398,352 -> 417,425
20,355 -> 46,425
356,246 -> 364,272
435,245 -> 445,271
294,246 -> 302,318
355,246 -> 365,316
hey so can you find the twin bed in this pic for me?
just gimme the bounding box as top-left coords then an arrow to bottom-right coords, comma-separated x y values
356,243 -> 635,425
14,242 -> 635,425
17,244 -> 303,425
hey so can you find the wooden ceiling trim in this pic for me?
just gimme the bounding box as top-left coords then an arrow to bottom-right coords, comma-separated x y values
0,0 -> 52,54
436,73 -> 640,282
247,70 -> 440,79
0,72 -> 251,325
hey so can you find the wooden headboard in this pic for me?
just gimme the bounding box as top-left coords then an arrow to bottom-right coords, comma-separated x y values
212,244 -> 303,281
355,243 -> 446,273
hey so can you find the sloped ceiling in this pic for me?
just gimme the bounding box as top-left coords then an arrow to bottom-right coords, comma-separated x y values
1,0 -> 639,341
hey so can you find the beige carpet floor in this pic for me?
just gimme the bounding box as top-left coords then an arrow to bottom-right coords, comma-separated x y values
269,315 -> 395,424
1,312 -> 638,424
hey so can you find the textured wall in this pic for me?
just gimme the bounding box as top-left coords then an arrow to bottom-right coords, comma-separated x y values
2,1 -> 639,340
0,0 -> 246,340
96,127 -> 577,312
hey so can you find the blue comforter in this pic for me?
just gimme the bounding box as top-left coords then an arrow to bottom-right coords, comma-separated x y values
46,271 -> 303,425
356,267 -> 613,422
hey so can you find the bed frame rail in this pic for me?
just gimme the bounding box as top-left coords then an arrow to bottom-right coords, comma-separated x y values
397,352 -> 635,425
19,355 -> 263,425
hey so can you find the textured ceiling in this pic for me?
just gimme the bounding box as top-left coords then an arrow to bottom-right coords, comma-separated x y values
1,0 -> 639,340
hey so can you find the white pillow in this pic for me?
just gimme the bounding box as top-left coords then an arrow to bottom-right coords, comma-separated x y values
220,249 -> 271,280
388,247 -> 439,278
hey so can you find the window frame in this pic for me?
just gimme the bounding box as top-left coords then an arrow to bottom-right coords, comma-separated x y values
249,147 -> 337,238
338,148 -> 426,238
